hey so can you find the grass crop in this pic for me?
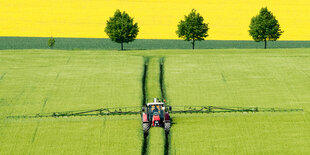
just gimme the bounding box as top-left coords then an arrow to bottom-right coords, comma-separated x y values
147,128 -> 165,155
146,57 -> 162,100
0,50 -> 144,116
1,37 -> 310,50
0,50 -> 144,154
163,49 -> 310,154
1,49 -> 310,154
165,49 -> 310,110
0,116 -> 142,154
170,113 -> 310,154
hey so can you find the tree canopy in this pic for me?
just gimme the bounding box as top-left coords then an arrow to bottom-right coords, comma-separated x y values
176,9 -> 209,49
48,37 -> 55,49
249,7 -> 284,49
105,10 -> 139,50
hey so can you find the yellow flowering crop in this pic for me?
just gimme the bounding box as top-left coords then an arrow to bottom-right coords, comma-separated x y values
0,0 -> 309,40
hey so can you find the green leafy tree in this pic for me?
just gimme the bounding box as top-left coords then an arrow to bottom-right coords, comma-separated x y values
249,7 -> 284,49
48,37 -> 55,49
105,10 -> 139,50
176,9 -> 209,49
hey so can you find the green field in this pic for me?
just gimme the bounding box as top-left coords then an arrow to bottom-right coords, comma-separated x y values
165,50 -> 310,154
0,50 -> 144,154
148,128 -> 165,155
146,57 -> 162,100
0,116 -> 142,154
164,49 -> 310,154
1,49 -> 310,154
1,37 -> 310,50
165,49 -> 310,109
170,113 -> 309,154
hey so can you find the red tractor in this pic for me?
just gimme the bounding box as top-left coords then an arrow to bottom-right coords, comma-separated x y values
141,98 -> 171,134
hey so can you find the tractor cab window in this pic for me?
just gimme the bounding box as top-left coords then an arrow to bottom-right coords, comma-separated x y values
149,105 -> 163,114
148,104 -> 164,120
153,105 -> 159,113
157,105 -> 163,114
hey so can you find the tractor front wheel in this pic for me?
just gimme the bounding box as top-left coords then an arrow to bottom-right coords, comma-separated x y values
142,123 -> 150,135
164,122 -> 171,133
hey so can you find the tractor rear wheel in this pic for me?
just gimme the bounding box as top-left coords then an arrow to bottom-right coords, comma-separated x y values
142,123 -> 150,134
164,122 -> 171,133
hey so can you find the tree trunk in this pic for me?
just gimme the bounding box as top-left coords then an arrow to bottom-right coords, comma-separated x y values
192,40 -> 195,50
121,42 -> 124,50
264,39 -> 267,49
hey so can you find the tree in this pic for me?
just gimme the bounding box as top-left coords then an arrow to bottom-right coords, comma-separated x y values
176,9 -> 209,49
105,10 -> 139,50
48,37 -> 55,49
249,7 -> 284,49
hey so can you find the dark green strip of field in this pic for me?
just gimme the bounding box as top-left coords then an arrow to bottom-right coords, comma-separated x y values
0,37 -> 310,50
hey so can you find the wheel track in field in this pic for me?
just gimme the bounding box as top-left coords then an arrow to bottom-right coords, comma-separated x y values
141,57 -> 149,155
28,58 -> 62,152
0,72 -> 6,81
27,56 -> 72,152
29,97 -> 48,153
141,57 -> 171,155
160,57 -> 171,155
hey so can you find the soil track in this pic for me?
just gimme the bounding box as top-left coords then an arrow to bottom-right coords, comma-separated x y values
141,57 -> 171,155
141,57 -> 149,155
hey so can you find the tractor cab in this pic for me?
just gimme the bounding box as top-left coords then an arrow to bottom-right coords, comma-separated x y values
147,101 -> 164,126
142,98 -> 171,134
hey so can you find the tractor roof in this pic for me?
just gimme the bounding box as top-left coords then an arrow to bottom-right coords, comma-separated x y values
147,102 -> 164,106
146,98 -> 164,106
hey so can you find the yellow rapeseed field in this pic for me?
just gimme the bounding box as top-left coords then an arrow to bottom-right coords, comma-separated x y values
0,0 -> 309,40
